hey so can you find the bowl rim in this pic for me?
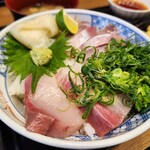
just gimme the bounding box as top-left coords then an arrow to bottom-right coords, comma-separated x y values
108,0 -> 150,13
0,8 -> 150,149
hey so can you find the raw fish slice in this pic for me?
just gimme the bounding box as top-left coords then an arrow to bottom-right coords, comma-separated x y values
25,75 -> 84,138
87,103 -> 121,137
81,24 -> 123,48
81,33 -> 123,48
25,76 -> 55,135
56,62 -> 83,93
47,119 -> 81,138
26,112 -> 55,135
68,27 -> 97,48
108,94 -> 132,120
84,45 -> 107,62
88,94 -> 131,137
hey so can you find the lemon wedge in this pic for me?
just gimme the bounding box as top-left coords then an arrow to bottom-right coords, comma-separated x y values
56,9 -> 78,34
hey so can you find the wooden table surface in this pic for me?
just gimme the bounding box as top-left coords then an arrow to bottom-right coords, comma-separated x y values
0,0 -> 150,150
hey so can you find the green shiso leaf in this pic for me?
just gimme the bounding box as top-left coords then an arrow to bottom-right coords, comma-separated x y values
3,32 -> 69,93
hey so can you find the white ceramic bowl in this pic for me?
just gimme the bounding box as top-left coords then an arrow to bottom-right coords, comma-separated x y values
108,0 -> 150,20
0,9 -> 150,149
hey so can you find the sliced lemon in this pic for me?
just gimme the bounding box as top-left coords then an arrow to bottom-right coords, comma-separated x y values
56,9 -> 78,34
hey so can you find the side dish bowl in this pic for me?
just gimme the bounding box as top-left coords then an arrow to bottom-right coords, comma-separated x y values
108,0 -> 150,20
0,9 -> 150,149
4,0 -> 79,20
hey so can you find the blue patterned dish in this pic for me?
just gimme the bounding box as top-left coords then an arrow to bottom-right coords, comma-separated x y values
0,9 -> 150,149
